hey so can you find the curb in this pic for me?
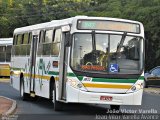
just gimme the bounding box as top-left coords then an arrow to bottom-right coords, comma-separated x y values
144,88 -> 160,95
0,96 -> 17,116
0,79 -> 10,83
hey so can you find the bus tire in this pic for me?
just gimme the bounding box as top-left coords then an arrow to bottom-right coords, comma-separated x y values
20,77 -> 30,101
53,83 -> 63,111
110,105 -> 120,111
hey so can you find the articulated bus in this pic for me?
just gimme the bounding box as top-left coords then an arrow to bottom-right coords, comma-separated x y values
0,38 -> 13,77
11,16 -> 144,111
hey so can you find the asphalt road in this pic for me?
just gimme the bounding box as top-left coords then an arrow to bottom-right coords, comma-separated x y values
0,80 -> 160,120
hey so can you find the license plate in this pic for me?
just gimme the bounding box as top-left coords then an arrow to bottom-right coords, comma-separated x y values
100,96 -> 113,101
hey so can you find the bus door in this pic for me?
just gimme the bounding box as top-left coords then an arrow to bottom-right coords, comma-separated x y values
29,35 -> 38,97
58,30 -> 69,100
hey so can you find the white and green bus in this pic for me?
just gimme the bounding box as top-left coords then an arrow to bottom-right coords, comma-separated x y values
11,16 -> 144,111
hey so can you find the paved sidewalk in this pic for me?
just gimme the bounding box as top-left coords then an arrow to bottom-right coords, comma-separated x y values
0,96 -> 16,118
0,78 -> 10,83
0,97 -> 12,115
0,80 -> 17,119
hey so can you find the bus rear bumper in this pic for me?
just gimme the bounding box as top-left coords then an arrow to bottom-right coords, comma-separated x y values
0,64 -> 10,77
67,86 -> 143,105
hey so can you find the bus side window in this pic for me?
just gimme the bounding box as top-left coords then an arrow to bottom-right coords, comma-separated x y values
21,33 -> 29,56
39,30 -> 45,43
17,34 -> 23,45
20,34 -> 24,55
28,32 -> 32,44
15,34 -> 23,56
12,35 -> 17,56
42,29 -> 53,55
37,30 -> 45,56
0,46 -> 6,62
45,30 -> 53,43
23,33 -> 29,44
54,29 -> 61,43
26,32 -> 32,55
13,35 -> 16,45
6,45 -> 12,62
52,29 -> 61,56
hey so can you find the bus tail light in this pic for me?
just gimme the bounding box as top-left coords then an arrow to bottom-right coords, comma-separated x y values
67,78 -> 87,91
126,80 -> 144,93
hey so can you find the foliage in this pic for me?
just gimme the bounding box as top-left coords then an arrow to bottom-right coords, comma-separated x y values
0,0 -> 160,70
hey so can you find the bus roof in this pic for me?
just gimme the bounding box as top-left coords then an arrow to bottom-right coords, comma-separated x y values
0,38 -> 13,46
14,16 -> 143,34
14,17 -> 75,34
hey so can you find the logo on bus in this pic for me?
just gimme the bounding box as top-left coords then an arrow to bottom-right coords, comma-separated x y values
109,64 -> 119,73
38,59 -> 51,74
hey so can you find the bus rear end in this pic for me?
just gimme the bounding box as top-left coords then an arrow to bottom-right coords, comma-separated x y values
0,38 -> 13,77
0,64 -> 10,77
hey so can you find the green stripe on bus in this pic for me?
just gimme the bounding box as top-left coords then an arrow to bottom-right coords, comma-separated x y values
138,76 -> 144,80
11,67 -> 24,71
77,76 -> 83,80
76,76 -> 136,83
48,71 -> 77,77
91,78 -> 137,83
77,76 -> 144,83
67,73 -> 76,77
48,71 -> 59,75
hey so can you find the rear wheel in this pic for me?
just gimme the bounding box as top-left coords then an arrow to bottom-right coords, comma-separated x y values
52,83 -> 63,111
20,77 -> 30,101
